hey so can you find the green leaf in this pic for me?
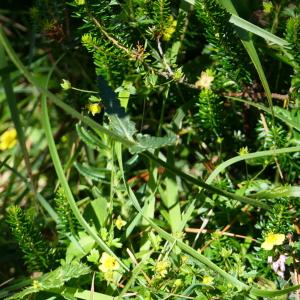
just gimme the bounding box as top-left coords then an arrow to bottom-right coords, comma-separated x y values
129,133 -> 177,154
66,231 -> 95,263
159,177 -> 181,233
229,15 -> 289,48
74,162 -> 111,182
91,197 -> 108,227
109,114 -> 136,142
76,124 -> 109,150
61,287 -> 116,300
8,263 -> 90,299
87,248 -> 100,264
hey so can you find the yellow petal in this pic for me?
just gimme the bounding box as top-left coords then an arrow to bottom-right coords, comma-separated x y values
0,128 -> 17,150
261,241 -> 274,250
261,233 -> 285,250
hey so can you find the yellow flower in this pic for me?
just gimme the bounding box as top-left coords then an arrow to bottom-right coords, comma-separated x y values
263,2 -> 273,13
195,71 -> 214,89
61,79 -> 71,90
217,137 -> 224,144
75,0 -> 85,5
87,103 -> 101,116
181,255 -> 188,263
32,280 -> 42,290
261,233 -> 285,250
162,16 -> 177,41
174,279 -> 182,287
202,275 -> 213,285
0,128 -> 17,151
155,260 -> 170,278
99,252 -> 119,273
115,215 -> 127,230
238,146 -> 249,156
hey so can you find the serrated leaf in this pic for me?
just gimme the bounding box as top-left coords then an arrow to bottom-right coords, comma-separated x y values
97,76 -> 137,142
8,263 -> 90,299
76,123 -> 109,150
74,162 -> 110,182
129,133 -> 177,154
109,114 -> 136,142
66,232 -> 95,263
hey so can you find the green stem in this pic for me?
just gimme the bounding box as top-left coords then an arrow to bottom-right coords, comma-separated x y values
143,151 -> 269,209
71,87 -> 98,94
206,146 -> 300,184
40,95 -> 128,271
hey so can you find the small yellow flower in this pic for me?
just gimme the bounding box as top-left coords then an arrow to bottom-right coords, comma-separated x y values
75,0 -> 85,5
155,260 -> 170,278
174,279 -> 182,287
195,71 -> 214,89
173,68 -> 184,81
261,233 -> 285,250
162,16 -> 177,41
202,275 -> 213,285
238,146 -> 249,156
0,128 -> 17,151
61,79 -> 71,90
87,103 -> 101,116
99,252 -> 119,273
32,280 -> 42,290
115,215 -> 127,230
217,137 -> 224,144
181,255 -> 188,263
263,2 -> 273,13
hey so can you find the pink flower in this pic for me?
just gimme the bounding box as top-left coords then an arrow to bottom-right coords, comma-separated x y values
268,255 -> 286,278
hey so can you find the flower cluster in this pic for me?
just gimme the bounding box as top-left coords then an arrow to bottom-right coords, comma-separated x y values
162,16 -> 177,41
154,260 -> 170,278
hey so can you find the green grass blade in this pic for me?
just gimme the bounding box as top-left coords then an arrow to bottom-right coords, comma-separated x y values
229,15 -> 289,48
184,1 -> 289,48
206,146 -> 300,185
217,0 -> 274,117
226,96 -> 300,131
0,44 -> 35,192
40,95 -> 128,271
143,151 -> 269,209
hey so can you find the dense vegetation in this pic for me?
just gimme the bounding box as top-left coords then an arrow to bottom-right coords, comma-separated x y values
0,0 -> 300,299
